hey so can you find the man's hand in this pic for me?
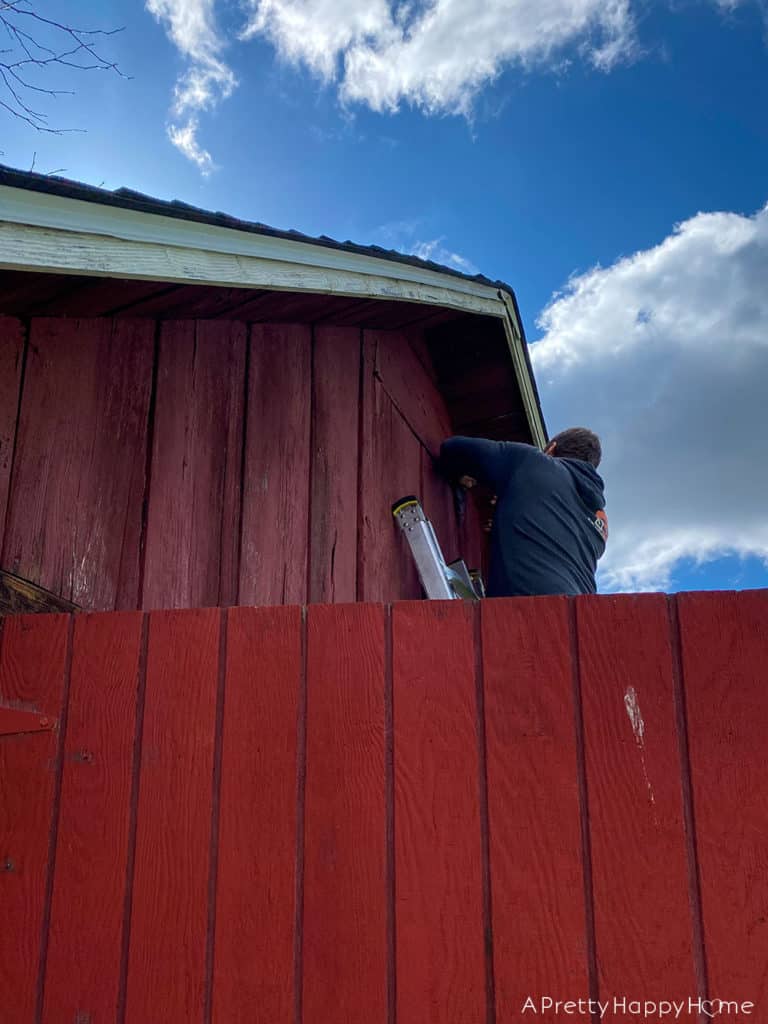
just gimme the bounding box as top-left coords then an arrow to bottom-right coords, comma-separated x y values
455,469 -> 496,533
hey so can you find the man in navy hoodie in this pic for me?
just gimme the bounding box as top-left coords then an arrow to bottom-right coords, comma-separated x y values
439,427 -> 607,597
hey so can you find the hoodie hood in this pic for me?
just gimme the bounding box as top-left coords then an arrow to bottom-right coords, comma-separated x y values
558,457 -> 606,511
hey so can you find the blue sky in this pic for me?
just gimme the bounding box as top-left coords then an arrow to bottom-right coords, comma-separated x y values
2,0 -> 767,594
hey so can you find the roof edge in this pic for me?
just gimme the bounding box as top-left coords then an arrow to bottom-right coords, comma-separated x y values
0,161 -> 547,444
0,163 -> 519,299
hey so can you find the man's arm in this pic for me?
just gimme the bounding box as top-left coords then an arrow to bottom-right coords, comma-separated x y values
439,436 -> 533,493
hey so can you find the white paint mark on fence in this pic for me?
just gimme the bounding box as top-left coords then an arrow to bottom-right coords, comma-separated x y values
624,685 -> 657,811
624,686 -> 645,747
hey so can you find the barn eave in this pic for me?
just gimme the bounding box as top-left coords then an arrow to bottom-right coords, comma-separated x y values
0,166 -> 546,447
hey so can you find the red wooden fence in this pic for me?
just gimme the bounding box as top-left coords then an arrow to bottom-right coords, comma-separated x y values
1,591 -> 766,1024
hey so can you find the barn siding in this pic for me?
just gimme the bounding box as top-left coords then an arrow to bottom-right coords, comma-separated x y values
0,317 -> 24,544
142,320 -> 246,610
308,327 -> 361,603
0,316 -> 471,611
238,323 -> 312,607
2,592 -> 766,1022
2,318 -> 154,610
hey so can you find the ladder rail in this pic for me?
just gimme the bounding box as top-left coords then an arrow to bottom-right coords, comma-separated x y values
392,496 -> 482,602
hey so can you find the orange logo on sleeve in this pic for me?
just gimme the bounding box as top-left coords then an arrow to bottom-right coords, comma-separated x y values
594,509 -> 609,541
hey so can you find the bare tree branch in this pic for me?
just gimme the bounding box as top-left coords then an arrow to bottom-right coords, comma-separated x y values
0,1 -> 127,133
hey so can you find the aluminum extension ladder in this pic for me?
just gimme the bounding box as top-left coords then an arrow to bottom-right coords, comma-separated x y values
392,496 -> 485,601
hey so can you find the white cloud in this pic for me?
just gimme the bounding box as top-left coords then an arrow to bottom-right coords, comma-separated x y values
373,221 -> 479,273
242,0 -> 392,80
242,0 -> 636,113
531,205 -> 768,592
167,118 -> 216,174
146,0 -> 236,170
147,1 -> 764,170
410,238 -> 479,274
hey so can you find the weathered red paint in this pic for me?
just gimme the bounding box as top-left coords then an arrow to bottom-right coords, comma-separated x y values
308,327 -> 361,604
358,333 -> 423,602
2,318 -> 154,610
0,315 -> 481,611
238,323 -> 312,607
142,320 -> 246,610
0,316 -> 24,541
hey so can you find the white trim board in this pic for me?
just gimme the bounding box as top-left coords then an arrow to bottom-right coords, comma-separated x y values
0,183 -> 497,308
499,292 -> 547,448
0,222 -> 503,318
0,182 -> 547,445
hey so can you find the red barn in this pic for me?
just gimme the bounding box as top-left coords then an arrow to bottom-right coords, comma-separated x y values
2,166 -> 766,1024
0,164 -> 545,613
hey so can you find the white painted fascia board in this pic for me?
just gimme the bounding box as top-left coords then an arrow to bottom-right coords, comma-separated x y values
0,222 -> 504,318
0,182 -> 547,444
0,183 -> 501,309
499,291 -> 548,448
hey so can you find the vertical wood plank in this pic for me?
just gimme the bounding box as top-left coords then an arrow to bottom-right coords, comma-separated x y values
204,322 -> 247,609
482,597 -> 588,1022
239,324 -> 311,606
0,316 -> 25,546
303,603 -> 387,1023
393,601 -> 485,1024
677,590 -> 768,1011
2,318 -> 153,610
373,329 -> 452,454
577,594 -> 696,1004
405,327 -> 440,387
0,614 -> 70,1023
308,327 -> 360,603
212,606 -> 301,1024
143,320 -> 246,610
359,333 -> 421,602
125,608 -> 220,1024
42,611 -> 143,1024
421,447 -> 460,566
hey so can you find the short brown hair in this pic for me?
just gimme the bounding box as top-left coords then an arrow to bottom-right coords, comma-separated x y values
549,427 -> 602,467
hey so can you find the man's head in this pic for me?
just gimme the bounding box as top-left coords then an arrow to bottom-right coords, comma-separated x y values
544,427 -> 602,467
